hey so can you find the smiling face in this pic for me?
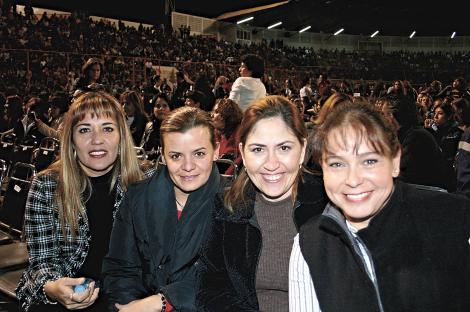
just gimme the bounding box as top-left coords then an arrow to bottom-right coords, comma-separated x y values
73,113 -> 120,177
162,126 -> 218,195
321,126 -> 400,230
240,117 -> 306,202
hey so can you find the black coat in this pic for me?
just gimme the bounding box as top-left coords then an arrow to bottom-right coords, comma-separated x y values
102,165 -> 221,311
197,172 -> 325,311
299,181 -> 470,312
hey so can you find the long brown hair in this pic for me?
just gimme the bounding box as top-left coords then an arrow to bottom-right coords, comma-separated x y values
224,95 -> 307,210
45,91 -> 143,235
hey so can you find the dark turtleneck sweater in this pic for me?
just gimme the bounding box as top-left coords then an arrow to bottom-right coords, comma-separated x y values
77,169 -> 116,281
254,193 -> 296,312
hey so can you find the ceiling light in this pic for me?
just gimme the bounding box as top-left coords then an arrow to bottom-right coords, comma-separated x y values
409,31 -> 416,39
451,31 -> 456,39
334,28 -> 344,35
237,17 -> 254,25
299,26 -> 311,33
267,21 -> 282,29
370,30 -> 379,38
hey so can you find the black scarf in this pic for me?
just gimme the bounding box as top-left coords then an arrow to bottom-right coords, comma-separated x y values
148,164 -> 220,275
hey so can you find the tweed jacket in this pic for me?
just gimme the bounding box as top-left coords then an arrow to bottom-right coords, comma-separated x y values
16,167 -> 156,312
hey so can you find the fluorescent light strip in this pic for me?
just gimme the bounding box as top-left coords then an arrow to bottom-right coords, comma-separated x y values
370,30 -> 379,38
334,28 -> 344,35
267,21 -> 282,29
237,16 -> 254,24
299,26 -> 311,33
451,31 -> 456,39
409,31 -> 416,38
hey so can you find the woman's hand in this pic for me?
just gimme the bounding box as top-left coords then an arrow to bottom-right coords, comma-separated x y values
43,277 -> 99,310
115,294 -> 163,312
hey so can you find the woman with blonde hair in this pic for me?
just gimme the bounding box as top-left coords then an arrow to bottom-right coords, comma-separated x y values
16,91 -> 154,311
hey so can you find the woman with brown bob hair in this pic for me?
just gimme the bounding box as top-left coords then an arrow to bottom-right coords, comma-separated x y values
290,101 -> 470,311
198,95 -> 325,311
16,91 -> 154,311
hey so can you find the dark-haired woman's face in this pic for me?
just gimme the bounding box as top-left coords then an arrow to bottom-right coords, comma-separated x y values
88,64 -> 101,82
433,107 -> 448,126
211,103 -> 224,131
240,117 -> 306,202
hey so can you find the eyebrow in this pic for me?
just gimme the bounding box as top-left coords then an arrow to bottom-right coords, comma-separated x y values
168,147 -> 207,154
76,122 -> 116,127
247,140 -> 295,148
325,151 -> 379,158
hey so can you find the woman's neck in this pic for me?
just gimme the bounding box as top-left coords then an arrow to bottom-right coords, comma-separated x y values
174,187 -> 189,210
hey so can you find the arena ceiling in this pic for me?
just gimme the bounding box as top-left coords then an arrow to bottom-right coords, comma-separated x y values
21,0 -> 470,36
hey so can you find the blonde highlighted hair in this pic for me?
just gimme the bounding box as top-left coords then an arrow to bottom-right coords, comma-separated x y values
45,91 -> 143,235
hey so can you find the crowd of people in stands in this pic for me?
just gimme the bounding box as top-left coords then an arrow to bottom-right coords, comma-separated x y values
0,3 -> 470,312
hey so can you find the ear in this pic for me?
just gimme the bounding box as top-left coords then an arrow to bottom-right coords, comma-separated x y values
213,142 -> 220,161
161,156 -> 167,165
391,150 -> 401,178
239,142 -> 246,166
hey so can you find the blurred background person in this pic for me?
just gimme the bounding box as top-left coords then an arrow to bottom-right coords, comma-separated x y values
229,54 -> 266,111
121,90 -> 148,146
211,98 -> 243,175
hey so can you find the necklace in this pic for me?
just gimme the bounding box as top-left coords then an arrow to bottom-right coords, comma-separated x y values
175,198 -> 185,209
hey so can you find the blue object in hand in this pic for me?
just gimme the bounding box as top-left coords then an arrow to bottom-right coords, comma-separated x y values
73,278 -> 94,294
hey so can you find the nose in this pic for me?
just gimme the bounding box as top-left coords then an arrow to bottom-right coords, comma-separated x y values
91,130 -> 104,145
345,165 -> 363,188
182,156 -> 196,172
263,151 -> 280,171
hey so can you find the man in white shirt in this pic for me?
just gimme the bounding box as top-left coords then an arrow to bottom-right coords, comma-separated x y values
229,54 -> 266,111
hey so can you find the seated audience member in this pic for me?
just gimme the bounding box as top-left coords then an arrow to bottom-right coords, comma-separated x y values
73,58 -> 106,96
184,90 -> 206,109
16,91 -> 152,312
3,95 -> 23,133
197,96 -> 325,311
290,102 -> 470,312
141,93 -> 171,155
211,98 -> 243,175
35,93 -> 69,139
121,90 -> 148,146
229,54 -> 267,111
8,96 -> 48,145
102,107 -> 222,311
381,94 -> 448,189
454,98 -> 470,198
213,75 -> 228,99
424,100 -> 462,191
